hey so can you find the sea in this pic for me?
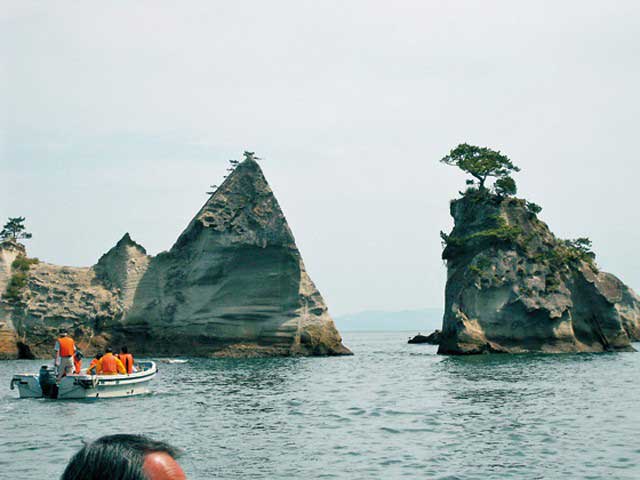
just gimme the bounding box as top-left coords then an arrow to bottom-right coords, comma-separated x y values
1,331 -> 639,479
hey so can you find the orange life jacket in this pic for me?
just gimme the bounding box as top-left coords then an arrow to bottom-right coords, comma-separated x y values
87,358 -> 101,374
119,353 -> 134,374
58,337 -> 75,357
74,357 -> 82,374
101,353 -> 118,374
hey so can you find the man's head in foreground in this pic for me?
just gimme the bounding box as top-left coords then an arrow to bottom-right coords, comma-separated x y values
61,434 -> 186,480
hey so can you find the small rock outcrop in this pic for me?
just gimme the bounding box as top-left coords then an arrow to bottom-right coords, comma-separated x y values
438,191 -> 640,354
0,159 -> 351,358
408,330 -> 441,345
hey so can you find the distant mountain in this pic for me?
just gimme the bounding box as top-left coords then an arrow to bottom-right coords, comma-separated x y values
334,308 -> 443,332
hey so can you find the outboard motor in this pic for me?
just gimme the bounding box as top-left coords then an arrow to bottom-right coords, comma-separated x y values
39,365 -> 59,399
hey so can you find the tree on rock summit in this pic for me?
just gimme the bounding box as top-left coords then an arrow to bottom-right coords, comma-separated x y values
441,143 -> 520,192
1,217 -> 32,243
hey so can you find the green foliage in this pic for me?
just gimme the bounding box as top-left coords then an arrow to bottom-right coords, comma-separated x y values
456,186 -> 500,205
531,237 -> 597,275
469,256 -> 493,278
466,215 -> 523,243
440,231 -> 451,249
494,176 -> 517,197
475,256 -> 492,270
1,217 -> 32,243
468,265 -> 483,278
564,238 -> 594,259
441,143 -> 520,190
563,238 -> 597,271
545,274 -> 561,292
441,215 -> 522,251
243,151 -> 261,162
3,272 -> 27,302
526,201 -> 542,215
2,255 -> 38,303
12,256 -> 39,271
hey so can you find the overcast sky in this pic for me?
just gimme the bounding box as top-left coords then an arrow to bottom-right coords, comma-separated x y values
2,1 -> 639,316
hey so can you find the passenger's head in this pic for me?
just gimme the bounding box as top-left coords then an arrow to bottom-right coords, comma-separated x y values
105,347 -> 113,354
121,346 -> 129,354
94,352 -> 103,360
61,434 -> 186,480
59,330 -> 68,337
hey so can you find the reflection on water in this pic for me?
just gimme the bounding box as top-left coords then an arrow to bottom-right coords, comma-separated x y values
1,335 -> 639,479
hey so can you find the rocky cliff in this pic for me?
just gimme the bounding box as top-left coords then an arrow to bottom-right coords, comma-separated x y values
0,159 -> 351,358
438,191 -> 640,354
0,242 -> 24,358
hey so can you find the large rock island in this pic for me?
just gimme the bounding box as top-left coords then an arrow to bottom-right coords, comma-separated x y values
0,158 -> 351,358
438,191 -> 640,354
438,143 -> 640,354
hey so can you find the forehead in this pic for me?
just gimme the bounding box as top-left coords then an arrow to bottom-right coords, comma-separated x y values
143,452 -> 186,480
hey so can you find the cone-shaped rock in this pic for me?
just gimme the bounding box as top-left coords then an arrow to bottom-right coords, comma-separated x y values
0,159 -> 351,358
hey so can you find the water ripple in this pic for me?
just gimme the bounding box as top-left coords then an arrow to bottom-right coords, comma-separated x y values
0,334 -> 639,478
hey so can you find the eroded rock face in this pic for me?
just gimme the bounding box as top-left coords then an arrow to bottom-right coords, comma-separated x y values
438,193 -> 640,355
0,159 -> 350,358
0,242 -> 24,359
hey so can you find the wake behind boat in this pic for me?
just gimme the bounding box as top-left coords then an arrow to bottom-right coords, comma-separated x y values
160,358 -> 189,364
10,361 -> 157,400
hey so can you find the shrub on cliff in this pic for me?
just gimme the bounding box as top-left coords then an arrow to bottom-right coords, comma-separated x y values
441,214 -> 523,258
525,201 -> 542,215
12,255 -> 39,271
531,237 -> 597,274
4,272 -> 28,302
2,255 -> 39,303
494,176 -> 517,197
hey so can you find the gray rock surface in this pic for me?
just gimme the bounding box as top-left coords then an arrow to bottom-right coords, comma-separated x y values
438,192 -> 640,354
0,159 -> 350,358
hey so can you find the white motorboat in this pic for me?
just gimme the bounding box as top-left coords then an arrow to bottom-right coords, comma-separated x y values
10,361 -> 157,400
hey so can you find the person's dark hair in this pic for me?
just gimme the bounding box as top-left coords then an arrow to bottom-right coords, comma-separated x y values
105,347 -> 113,354
94,352 -> 103,360
61,434 -> 181,480
121,346 -> 129,354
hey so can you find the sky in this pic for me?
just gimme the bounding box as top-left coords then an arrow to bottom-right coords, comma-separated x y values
1,1 -> 639,316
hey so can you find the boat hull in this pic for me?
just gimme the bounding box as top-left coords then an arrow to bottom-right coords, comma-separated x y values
10,361 -> 157,399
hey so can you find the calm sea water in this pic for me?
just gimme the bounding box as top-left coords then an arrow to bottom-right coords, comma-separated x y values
1,331 -> 639,479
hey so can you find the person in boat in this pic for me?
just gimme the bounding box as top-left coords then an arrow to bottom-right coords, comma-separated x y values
73,350 -> 84,374
54,330 -> 76,381
99,347 -> 126,375
86,352 -> 103,375
118,345 -> 135,374
61,434 -> 186,480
